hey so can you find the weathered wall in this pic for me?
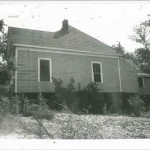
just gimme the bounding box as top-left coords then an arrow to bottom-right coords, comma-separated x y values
16,47 -> 121,93
139,77 -> 150,95
120,58 -> 139,93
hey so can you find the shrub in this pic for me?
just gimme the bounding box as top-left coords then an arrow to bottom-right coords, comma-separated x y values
79,82 -> 105,114
103,93 -> 113,114
0,85 -> 9,96
10,95 -> 21,114
22,97 -> 30,116
0,96 -> 10,113
0,95 -> 21,116
25,93 -> 54,139
27,93 -> 54,120
127,96 -> 145,117
53,77 -> 79,113
0,96 -> 10,127
52,78 -> 66,110
53,78 -> 105,114
141,111 -> 150,118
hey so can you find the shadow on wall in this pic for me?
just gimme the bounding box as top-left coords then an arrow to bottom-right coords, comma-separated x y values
19,91 -> 145,117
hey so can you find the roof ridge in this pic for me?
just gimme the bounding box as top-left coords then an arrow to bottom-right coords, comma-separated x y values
8,26 -> 54,34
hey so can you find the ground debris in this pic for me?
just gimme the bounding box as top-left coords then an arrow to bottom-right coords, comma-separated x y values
0,112 -> 150,139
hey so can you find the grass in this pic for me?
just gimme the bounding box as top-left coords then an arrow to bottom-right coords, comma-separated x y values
0,115 -> 39,139
0,111 -> 150,139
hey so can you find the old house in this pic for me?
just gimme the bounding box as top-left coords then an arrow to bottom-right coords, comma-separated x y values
6,20 -> 150,113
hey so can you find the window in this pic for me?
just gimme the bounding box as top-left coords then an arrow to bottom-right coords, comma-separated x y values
38,58 -> 52,82
91,62 -> 103,83
138,77 -> 144,88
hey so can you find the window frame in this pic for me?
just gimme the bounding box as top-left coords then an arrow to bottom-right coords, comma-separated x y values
38,58 -> 52,82
138,77 -> 145,88
91,61 -> 103,83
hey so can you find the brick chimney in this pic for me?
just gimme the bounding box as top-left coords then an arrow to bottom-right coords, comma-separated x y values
53,19 -> 69,39
61,19 -> 69,33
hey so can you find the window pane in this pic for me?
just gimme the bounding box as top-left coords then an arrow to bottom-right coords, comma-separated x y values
138,77 -> 144,87
93,63 -> 100,73
94,73 -> 101,82
40,60 -> 50,81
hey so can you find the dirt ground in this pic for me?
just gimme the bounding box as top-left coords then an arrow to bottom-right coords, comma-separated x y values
0,112 -> 150,139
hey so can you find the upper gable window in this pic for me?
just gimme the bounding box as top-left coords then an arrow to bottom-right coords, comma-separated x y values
91,62 -> 103,83
38,58 -> 52,82
138,77 -> 144,88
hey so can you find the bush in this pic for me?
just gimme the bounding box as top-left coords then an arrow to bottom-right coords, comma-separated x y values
0,95 -> 21,128
0,97 -> 10,113
0,85 -> 9,96
141,111 -> 150,118
79,82 -> 105,114
27,93 -> 54,120
53,78 -> 105,114
0,95 -> 21,116
0,97 -> 10,127
10,95 -> 21,114
53,77 -> 79,113
127,96 -> 145,117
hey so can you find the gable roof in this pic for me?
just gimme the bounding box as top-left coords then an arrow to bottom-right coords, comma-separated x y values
8,22 -> 117,55
124,58 -> 140,70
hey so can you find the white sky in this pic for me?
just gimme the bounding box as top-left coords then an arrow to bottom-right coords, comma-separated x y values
1,1 -> 150,52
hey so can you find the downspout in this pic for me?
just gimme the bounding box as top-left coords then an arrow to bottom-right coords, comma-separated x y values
118,57 -> 122,92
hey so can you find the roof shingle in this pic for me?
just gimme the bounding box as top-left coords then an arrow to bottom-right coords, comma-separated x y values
8,25 -> 117,54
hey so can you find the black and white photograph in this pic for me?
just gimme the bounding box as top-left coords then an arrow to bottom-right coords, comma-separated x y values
0,0 -> 150,148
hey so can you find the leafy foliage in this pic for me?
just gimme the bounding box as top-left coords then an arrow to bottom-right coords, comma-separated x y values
79,82 -> 105,114
127,96 -> 145,117
0,33 -> 7,60
112,42 -> 136,61
131,18 -> 150,73
0,19 -> 7,60
53,78 -> 105,114
112,42 -> 125,55
0,58 -> 16,86
27,93 -> 54,120
0,95 -> 21,129
0,95 -> 21,115
0,19 -> 5,34
10,95 -> 21,114
0,20 -> 16,86
131,20 -> 150,48
134,48 -> 150,73
0,97 -> 10,117
53,77 -> 79,112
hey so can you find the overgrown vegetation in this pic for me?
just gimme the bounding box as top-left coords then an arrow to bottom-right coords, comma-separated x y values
0,77 -> 149,139
78,82 -> 105,114
112,42 -> 135,61
112,17 -> 150,74
113,17 -> 150,74
0,19 -> 149,139
53,78 -> 105,114
131,18 -> 150,74
27,93 -> 54,120
0,20 -> 16,86
122,94 -> 145,117
52,77 -> 79,112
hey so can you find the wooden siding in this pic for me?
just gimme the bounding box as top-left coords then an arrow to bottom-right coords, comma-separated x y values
120,58 -> 139,93
16,47 -> 121,93
139,77 -> 150,95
